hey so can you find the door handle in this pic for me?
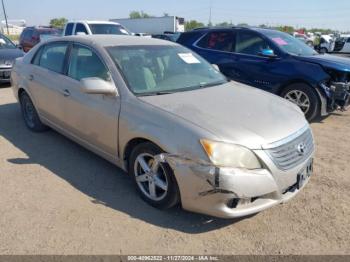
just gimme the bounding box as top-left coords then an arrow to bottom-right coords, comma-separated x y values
62,89 -> 70,97
28,74 -> 34,81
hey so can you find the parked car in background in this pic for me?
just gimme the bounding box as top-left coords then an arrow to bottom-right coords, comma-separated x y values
152,33 -> 180,42
11,35 -> 314,218
0,34 -> 24,83
19,26 -> 61,52
152,34 -> 174,41
294,34 -> 314,47
134,33 -> 152,37
333,35 -> 350,53
177,27 -> 350,121
63,21 -> 130,36
315,35 -> 335,54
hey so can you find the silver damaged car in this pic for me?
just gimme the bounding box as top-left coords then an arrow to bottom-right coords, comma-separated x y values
11,35 -> 315,218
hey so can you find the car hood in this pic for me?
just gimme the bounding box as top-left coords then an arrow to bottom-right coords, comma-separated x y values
139,81 -> 308,149
295,54 -> 350,72
0,48 -> 24,60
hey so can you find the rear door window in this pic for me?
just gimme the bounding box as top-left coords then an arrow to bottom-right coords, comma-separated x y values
38,42 -> 68,74
235,30 -> 271,56
197,31 -> 235,52
65,23 -> 74,36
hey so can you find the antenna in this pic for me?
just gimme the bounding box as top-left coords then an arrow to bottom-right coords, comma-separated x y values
208,0 -> 212,26
1,0 -> 9,35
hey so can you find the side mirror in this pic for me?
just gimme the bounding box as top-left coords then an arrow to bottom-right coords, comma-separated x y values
259,49 -> 277,58
80,77 -> 117,95
76,32 -> 87,36
212,64 -> 220,72
0,39 -> 6,45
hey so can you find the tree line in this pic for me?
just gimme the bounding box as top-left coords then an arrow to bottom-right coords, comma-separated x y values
48,11 -> 336,34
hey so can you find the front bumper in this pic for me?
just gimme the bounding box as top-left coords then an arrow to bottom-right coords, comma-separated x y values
320,82 -> 350,113
0,68 -> 12,83
159,151 -> 314,219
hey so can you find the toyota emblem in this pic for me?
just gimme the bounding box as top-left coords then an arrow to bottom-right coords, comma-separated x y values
297,143 -> 307,156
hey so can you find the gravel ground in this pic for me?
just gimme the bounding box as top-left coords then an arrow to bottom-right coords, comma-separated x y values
0,85 -> 349,255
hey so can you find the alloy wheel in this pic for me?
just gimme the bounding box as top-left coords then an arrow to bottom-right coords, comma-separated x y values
133,153 -> 168,201
284,90 -> 311,114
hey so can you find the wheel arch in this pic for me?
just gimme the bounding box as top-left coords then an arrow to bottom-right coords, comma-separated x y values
277,80 -> 323,105
123,137 -> 165,170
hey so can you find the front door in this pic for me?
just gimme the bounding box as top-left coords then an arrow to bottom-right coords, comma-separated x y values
232,29 -> 284,92
61,43 -> 120,158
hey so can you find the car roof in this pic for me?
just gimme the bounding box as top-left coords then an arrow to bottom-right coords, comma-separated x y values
189,26 -> 279,34
67,20 -> 121,25
45,35 -> 178,47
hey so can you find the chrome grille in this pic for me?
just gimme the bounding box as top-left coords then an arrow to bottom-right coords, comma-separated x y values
265,127 -> 314,171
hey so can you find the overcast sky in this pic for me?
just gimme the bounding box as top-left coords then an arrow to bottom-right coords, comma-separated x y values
3,0 -> 350,31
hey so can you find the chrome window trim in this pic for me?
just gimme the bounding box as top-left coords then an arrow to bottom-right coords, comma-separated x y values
261,124 -> 310,150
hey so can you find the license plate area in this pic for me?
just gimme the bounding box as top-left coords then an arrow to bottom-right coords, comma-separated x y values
297,159 -> 313,189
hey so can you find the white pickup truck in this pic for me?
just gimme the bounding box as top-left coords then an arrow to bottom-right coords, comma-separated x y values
63,21 -> 130,36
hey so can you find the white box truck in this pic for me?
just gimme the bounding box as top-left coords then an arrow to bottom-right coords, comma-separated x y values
110,16 -> 185,35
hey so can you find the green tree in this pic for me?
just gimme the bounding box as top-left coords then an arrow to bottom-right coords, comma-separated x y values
129,11 -> 153,19
276,25 -> 295,34
216,21 -> 234,27
49,17 -> 68,29
185,20 -> 205,31
237,23 -> 249,27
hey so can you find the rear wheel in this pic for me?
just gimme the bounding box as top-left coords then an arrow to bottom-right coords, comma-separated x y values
19,92 -> 49,132
281,83 -> 320,121
129,142 -> 180,209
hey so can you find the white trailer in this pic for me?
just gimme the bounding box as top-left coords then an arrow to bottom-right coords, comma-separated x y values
110,16 -> 185,35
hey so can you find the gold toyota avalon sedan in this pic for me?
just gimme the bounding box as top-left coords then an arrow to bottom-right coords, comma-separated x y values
11,35 -> 314,218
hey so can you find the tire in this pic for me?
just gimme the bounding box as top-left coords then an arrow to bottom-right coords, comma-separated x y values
19,92 -> 49,132
306,41 -> 314,47
129,142 -> 180,209
280,83 -> 320,122
320,47 -> 328,54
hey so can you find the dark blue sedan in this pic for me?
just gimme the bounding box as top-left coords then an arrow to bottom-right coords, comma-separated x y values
177,27 -> 350,121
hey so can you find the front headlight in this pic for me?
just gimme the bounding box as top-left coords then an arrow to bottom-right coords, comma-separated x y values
200,139 -> 262,169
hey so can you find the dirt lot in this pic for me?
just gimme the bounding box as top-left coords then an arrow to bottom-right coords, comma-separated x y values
0,85 -> 349,255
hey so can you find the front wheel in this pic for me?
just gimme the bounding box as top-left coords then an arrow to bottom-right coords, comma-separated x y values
129,142 -> 180,209
281,84 -> 320,121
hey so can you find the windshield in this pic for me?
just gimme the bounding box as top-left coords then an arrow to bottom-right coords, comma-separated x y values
107,45 -> 227,95
89,24 -> 130,35
264,30 -> 318,56
0,35 -> 16,49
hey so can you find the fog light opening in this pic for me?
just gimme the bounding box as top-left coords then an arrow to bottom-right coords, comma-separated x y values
228,198 -> 254,208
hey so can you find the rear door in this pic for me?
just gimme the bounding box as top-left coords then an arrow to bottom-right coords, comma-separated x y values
61,43 -> 120,158
28,42 -> 69,127
194,30 -> 241,79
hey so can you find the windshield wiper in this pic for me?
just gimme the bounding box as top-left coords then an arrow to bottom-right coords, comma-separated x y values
137,91 -> 175,97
